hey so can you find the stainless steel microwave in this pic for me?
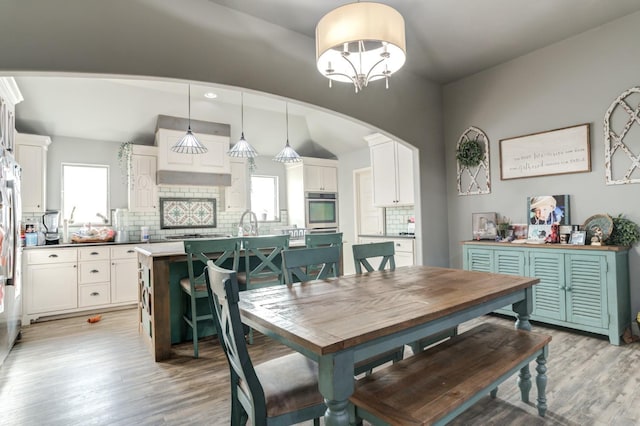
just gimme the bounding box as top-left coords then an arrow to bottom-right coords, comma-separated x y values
305,192 -> 338,230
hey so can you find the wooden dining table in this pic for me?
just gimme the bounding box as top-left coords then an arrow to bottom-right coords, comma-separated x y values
238,265 -> 539,426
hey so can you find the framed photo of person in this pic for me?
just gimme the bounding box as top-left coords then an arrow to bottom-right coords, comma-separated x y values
472,212 -> 498,240
570,230 -> 586,245
527,195 -> 570,226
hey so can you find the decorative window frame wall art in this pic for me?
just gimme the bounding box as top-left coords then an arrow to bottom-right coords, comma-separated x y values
604,86 -> 640,185
499,123 -> 590,180
160,197 -> 217,229
456,126 -> 491,195
472,212 -> 497,240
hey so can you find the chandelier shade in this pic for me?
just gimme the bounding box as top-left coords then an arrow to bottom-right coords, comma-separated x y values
315,2 -> 406,92
171,84 -> 208,154
273,103 -> 301,163
228,92 -> 258,158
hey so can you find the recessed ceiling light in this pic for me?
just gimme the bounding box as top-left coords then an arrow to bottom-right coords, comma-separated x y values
204,92 -> 218,99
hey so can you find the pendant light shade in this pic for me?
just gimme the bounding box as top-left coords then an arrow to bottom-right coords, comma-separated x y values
315,2 -> 406,92
171,85 -> 208,154
273,102 -> 302,163
228,92 -> 258,158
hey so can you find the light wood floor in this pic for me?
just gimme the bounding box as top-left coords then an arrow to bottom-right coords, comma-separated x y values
1,309 -> 639,425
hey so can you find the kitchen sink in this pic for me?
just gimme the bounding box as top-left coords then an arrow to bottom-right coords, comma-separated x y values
164,233 -> 231,240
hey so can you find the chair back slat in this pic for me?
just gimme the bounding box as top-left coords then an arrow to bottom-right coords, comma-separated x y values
183,238 -> 241,293
241,235 -> 290,288
305,232 -> 343,248
282,246 -> 340,284
352,241 -> 396,274
206,261 -> 266,420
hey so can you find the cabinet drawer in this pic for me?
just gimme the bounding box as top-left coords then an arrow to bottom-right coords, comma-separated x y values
79,283 -> 111,307
27,248 -> 77,265
78,246 -> 110,261
390,239 -> 414,253
111,245 -> 139,260
78,260 -> 110,284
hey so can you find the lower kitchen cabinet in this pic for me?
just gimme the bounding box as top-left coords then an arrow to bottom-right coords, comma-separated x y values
23,244 -> 140,323
462,241 -> 630,345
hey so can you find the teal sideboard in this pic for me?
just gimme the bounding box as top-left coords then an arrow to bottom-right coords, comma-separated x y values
462,241 -> 630,345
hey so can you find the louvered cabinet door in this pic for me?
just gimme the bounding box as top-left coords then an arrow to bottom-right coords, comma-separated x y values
565,254 -> 608,328
529,251 -> 566,321
465,248 -> 493,272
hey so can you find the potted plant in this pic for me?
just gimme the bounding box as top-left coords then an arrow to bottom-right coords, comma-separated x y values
497,216 -> 511,240
607,214 -> 640,246
117,141 -> 133,182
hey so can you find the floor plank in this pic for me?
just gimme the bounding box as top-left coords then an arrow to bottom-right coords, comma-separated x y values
0,309 -> 639,425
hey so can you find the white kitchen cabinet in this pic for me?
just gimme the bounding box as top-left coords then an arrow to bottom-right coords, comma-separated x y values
25,248 -> 78,316
358,236 -> 415,267
110,245 -> 139,304
15,132 -> 51,213
366,134 -> 414,207
77,247 -> 110,307
129,145 -> 158,212
224,158 -> 248,211
156,128 -> 230,174
304,164 -> 338,192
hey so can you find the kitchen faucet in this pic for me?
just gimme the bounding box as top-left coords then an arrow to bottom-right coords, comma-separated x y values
239,210 -> 259,236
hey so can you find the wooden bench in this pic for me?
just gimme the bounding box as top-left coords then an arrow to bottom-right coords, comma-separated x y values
350,322 -> 551,426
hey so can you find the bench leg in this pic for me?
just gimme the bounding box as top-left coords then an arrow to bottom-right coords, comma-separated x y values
490,387 -> 498,398
536,352 -> 548,417
518,365 -> 532,403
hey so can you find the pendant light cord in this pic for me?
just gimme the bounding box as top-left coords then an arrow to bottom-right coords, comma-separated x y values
241,92 -> 244,133
286,102 -> 289,143
188,84 -> 192,128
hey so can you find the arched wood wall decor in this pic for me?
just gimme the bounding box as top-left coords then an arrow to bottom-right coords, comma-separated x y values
604,86 -> 640,185
456,126 -> 491,195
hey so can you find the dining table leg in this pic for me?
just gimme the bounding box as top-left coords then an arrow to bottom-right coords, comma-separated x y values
513,287 -> 533,331
319,351 -> 354,426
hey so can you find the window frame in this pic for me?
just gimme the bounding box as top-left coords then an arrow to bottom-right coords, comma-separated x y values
61,162 -> 111,226
250,174 -> 280,222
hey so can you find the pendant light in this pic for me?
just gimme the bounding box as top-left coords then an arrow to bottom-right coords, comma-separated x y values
171,84 -> 208,154
228,92 -> 258,158
273,102 -> 302,163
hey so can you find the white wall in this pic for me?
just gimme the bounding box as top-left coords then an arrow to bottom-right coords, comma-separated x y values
444,12 -> 640,328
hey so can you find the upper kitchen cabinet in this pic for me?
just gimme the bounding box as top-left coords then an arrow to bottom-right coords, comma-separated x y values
155,116 -> 231,174
129,145 -> 158,212
15,132 -> 51,213
286,157 -> 338,193
224,158 -> 248,211
366,133 -> 415,207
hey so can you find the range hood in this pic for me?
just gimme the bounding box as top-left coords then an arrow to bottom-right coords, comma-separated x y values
155,115 -> 232,186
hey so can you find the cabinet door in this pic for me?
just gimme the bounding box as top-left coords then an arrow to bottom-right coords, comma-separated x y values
394,142 -> 414,205
27,263 -> 78,314
371,142 -> 398,206
111,258 -> 139,303
16,143 -> 46,212
565,254 -> 608,328
321,166 -> 338,192
465,248 -> 493,272
304,165 -> 324,191
494,250 -> 526,275
129,153 -> 157,212
529,251 -> 565,321
224,159 -> 247,211
157,129 -> 230,173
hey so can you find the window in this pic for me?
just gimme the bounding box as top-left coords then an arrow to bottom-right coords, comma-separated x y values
62,163 -> 110,226
250,175 -> 279,221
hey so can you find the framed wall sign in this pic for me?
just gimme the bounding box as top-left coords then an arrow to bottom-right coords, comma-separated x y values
499,123 -> 590,180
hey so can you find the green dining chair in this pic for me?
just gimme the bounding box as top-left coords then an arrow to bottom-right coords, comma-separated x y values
206,261 -> 325,426
305,232 -> 343,276
181,238 -> 240,358
237,235 -> 290,291
352,241 -> 395,273
281,246 -> 340,284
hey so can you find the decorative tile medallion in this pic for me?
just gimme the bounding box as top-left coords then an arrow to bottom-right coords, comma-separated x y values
160,198 -> 217,229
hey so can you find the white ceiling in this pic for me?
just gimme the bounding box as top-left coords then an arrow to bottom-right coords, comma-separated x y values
13,1 -> 640,157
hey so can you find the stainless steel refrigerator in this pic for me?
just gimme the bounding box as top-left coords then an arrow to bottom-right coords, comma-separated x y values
0,148 -> 22,367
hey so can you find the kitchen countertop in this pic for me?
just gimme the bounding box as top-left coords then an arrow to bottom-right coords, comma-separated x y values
22,240 -> 167,249
135,237 -> 307,257
358,233 -> 416,239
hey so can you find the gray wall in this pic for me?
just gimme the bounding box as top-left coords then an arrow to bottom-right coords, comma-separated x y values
444,12 -> 640,325
0,0 -> 447,267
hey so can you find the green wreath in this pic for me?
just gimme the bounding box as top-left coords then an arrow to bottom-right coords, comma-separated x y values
456,139 -> 484,167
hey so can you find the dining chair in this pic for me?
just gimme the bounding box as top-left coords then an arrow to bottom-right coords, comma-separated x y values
237,235 -> 290,291
304,232 -> 343,276
281,246 -> 340,284
180,238 -> 240,358
206,261 -> 325,426
352,241 -> 395,273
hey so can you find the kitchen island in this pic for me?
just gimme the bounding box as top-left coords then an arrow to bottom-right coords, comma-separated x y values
135,238 -> 316,361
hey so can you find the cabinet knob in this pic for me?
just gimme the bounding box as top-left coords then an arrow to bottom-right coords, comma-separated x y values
90,269 -> 99,273
90,292 -> 100,297
90,252 -> 99,255
127,250 -> 135,253
48,254 -> 58,258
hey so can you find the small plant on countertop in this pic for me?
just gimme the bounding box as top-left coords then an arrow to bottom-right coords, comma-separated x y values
456,138 -> 484,167
497,216 -> 511,231
117,141 -> 133,182
607,214 -> 640,246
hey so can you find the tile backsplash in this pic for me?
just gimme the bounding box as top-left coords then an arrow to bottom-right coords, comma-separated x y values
385,206 -> 415,234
